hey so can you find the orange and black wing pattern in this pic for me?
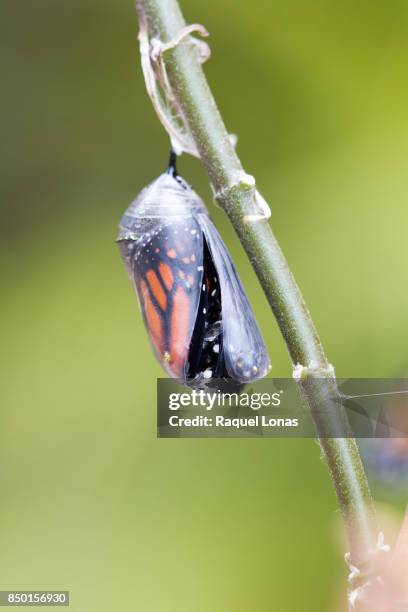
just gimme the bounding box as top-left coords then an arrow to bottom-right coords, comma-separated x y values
119,216 -> 204,379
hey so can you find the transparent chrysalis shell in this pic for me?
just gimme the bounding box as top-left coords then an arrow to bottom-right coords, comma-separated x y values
118,154 -> 271,384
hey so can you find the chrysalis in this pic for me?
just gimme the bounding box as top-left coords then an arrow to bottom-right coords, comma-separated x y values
117,153 -> 271,385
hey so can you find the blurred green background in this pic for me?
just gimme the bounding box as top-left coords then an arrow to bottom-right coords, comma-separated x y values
1,0 -> 408,610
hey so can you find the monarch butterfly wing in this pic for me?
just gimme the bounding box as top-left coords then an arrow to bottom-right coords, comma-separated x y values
199,215 -> 271,382
118,216 -> 204,380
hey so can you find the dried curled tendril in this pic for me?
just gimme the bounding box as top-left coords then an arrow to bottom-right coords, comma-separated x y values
137,19 -> 271,222
138,21 -> 210,157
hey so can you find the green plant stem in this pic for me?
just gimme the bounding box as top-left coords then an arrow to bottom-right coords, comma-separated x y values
135,0 -> 377,566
